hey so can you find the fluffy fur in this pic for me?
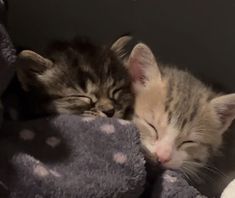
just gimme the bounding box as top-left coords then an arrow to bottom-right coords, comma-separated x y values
14,36 -> 134,119
127,43 -> 235,196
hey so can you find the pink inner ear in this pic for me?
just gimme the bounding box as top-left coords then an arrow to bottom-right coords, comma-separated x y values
217,104 -> 235,126
129,57 -> 146,84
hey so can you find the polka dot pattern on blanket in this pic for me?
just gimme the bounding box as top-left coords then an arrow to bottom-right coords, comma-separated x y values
100,124 -> 115,134
33,165 -> 49,177
113,152 -> 127,164
19,129 -> 35,141
81,116 -> 96,122
46,136 -> 61,148
0,114 -> 146,197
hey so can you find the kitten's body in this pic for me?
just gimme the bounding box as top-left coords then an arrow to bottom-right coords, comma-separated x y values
3,37 -> 134,120
126,43 -> 235,196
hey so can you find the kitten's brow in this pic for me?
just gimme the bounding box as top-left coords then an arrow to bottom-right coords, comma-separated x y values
165,78 -> 174,112
189,107 -> 198,122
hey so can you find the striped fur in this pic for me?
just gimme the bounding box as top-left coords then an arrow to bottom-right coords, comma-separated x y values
16,38 -> 134,119
127,43 -> 235,189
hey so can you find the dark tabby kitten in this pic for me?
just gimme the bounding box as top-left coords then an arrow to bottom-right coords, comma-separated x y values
8,36 -> 134,119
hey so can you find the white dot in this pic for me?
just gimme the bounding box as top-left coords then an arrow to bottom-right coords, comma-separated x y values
100,124 -> 115,134
9,108 -> 18,120
46,136 -> 61,148
118,119 -> 130,125
81,116 -> 96,122
113,152 -> 127,164
19,129 -> 35,141
163,174 -> 177,183
33,165 -> 49,177
50,170 -> 62,178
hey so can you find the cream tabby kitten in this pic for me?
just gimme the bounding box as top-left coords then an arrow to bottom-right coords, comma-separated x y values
126,43 -> 235,196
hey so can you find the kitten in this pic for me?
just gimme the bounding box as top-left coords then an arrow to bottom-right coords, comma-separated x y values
8,36 -> 134,119
126,43 -> 235,196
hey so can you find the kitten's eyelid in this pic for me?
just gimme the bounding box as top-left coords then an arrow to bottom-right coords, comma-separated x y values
67,95 -> 94,104
178,140 -> 197,148
113,87 -> 123,95
183,140 -> 195,143
144,120 -> 158,134
110,86 -> 125,100
113,88 -> 123,99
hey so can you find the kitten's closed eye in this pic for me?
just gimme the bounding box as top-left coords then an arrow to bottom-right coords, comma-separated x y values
145,120 -> 158,137
178,140 -> 197,149
110,86 -> 126,100
67,95 -> 94,105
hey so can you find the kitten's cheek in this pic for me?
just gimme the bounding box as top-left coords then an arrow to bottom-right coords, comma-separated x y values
114,110 -> 123,118
187,146 -> 209,164
164,151 -> 187,169
133,118 -> 157,139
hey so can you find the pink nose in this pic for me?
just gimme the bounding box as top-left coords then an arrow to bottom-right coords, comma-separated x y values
155,145 -> 172,164
157,154 -> 171,164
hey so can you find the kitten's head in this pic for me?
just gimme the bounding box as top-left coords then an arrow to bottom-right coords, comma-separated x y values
16,36 -> 133,119
127,43 -> 235,173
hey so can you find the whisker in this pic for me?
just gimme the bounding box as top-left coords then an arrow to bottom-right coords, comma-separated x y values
181,163 -> 202,182
182,160 -> 228,186
180,167 -> 193,182
204,163 -> 227,178
188,161 -> 226,177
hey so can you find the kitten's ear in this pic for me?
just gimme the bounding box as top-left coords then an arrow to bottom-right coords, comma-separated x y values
210,93 -> 235,133
16,50 -> 53,91
111,35 -> 132,58
127,43 -> 161,88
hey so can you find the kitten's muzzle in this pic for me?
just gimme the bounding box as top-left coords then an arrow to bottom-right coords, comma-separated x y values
102,108 -> 115,117
95,99 -> 115,117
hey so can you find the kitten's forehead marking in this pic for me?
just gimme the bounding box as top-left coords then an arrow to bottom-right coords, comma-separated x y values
81,64 -> 94,73
110,79 -> 126,92
163,69 -> 214,132
164,77 -> 174,112
105,77 -> 115,87
86,79 -> 98,94
38,67 -> 57,83
159,123 -> 180,146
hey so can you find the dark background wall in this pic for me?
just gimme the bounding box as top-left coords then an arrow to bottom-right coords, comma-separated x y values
6,0 -> 235,92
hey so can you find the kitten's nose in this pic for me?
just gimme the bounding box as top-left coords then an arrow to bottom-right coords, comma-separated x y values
155,145 -> 172,164
157,155 -> 171,164
102,108 -> 115,117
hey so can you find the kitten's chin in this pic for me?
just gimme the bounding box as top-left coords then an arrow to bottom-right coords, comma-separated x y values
147,158 -> 182,171
162,162 -> 182,170
142,149 -> 183,170
141,148 -> 183,170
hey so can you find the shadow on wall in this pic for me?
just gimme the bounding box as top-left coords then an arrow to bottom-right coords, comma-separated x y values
7,0 -> 235,92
